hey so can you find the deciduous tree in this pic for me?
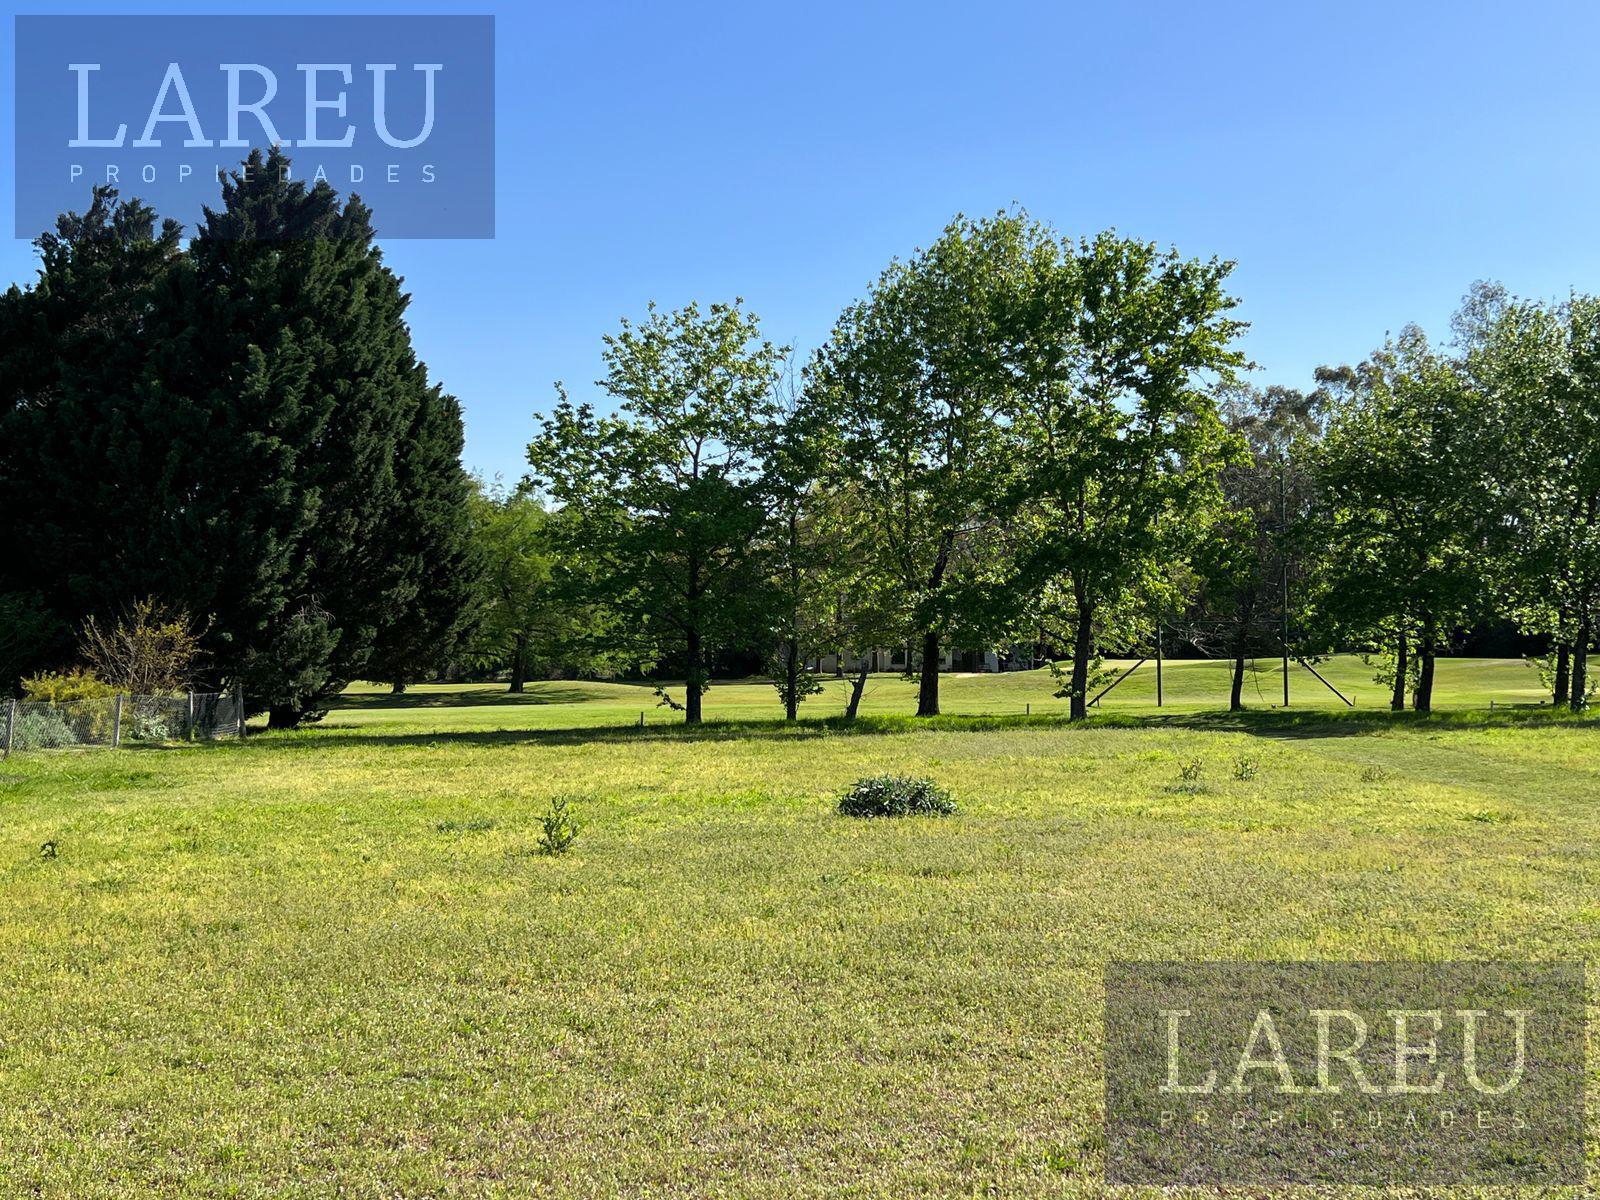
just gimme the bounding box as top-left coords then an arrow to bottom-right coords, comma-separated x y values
805,214 -> 1028,716
527,301 -> 784,723
1007,231 -> 1246,719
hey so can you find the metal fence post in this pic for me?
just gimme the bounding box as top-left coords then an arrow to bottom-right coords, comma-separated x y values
111,693 -> 124,749
186,691 -> 195,741
3,698 -> 14,759
238,686 -> 246,739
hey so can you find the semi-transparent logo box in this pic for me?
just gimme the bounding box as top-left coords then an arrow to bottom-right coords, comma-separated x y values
1104,961 -> 1586,1186
14,15 -> 495,238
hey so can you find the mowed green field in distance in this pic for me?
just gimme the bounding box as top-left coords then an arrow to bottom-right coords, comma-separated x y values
1,658 -> 1595,1197
325,654 -> 1549,735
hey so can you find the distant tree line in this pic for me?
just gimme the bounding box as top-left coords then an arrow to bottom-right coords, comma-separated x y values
520,218 -> 1600,721
6,170 -> 1596,724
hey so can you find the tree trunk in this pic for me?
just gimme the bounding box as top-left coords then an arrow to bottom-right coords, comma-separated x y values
844,658 -> 869,719
784,636 -> 799,722
685,627 -> 703,724
1390,627 -> 1408,712
1570,615 -> 1589,710
1413,616 -> 1436,713
1553,643 -> 1570,708
1228,597 -> 1252,712
267,705 -> 300,730
390,681 -> 407,695
1069,599 -> 1094,721
509,633 -> 528,694
916,630 -> 940,717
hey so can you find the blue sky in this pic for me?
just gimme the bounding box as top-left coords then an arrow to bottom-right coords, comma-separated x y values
6,1 -> 1600,483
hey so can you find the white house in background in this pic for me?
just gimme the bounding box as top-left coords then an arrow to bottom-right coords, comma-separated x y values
808,647 -> 1009,675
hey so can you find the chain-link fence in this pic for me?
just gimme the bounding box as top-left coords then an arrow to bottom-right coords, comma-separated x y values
2,690 -> 244,756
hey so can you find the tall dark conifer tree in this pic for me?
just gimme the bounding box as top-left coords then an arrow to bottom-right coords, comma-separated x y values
1,150 -> 478,713
170,147 -> 478,722
0,189 -> 183,678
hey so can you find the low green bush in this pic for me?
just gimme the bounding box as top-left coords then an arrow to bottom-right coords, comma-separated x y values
12,709 -> 76,750
837,774 -> 956,818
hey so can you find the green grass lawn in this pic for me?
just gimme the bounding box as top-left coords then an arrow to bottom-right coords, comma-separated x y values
1,660 -> 1595,1196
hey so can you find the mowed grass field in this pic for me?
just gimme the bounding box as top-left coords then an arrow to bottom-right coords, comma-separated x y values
1,657 -> 1596,1197
326,654 -> 1550,735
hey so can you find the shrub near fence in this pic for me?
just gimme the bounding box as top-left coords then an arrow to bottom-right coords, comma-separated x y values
2,691 -> 244,756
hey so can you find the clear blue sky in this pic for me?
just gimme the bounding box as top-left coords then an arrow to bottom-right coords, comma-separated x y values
6,1 -> 1600,483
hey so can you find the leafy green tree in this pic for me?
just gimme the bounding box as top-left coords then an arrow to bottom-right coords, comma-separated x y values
527,301 -> 784,723
1189,386 -> 1321,710
805,214 -> 1028,717
803,479 -> 910,719
466,479 -> 613,690
1313,327 -> 1489,712
1007,231 -> 1247,719
1457,285 -> 1600,707
469,480 -> 555,692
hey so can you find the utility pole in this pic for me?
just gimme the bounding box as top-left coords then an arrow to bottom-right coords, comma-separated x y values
1280,455 -> 1291,707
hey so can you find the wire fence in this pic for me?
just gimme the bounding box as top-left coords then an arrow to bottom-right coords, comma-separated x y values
2,690 -> 244,756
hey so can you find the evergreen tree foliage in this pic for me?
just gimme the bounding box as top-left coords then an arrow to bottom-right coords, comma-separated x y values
0,150 -> 478,712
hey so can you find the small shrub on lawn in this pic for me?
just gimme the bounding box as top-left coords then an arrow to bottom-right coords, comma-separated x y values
1179,760 -> 1203,783
1233,757 -> 1259,781
837,774 -> 956,818
538,796 -> 581,855
1361,766 -> 1388,783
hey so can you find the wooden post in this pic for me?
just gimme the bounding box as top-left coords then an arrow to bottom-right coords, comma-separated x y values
639,711 -> 645,728
3,698 -> 14,759
111,693 -> 124,748
237,686 -> 246,739
1025,702 -> 1030,716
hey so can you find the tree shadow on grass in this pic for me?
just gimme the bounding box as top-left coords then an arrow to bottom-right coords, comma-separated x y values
231,704 -> 1600,754
328,683 -> 643,710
